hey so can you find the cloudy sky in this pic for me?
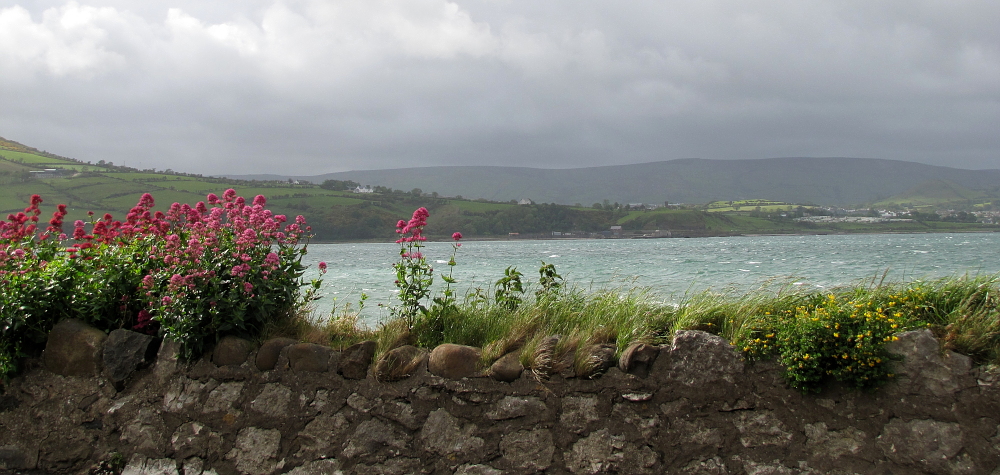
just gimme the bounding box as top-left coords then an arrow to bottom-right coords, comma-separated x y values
1,1 -> 998,175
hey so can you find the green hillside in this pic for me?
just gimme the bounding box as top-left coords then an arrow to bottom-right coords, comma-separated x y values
873,180 -> 994,209
3,136 -> 998,241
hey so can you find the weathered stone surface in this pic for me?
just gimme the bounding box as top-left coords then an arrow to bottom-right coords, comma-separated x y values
680,456 -> 729,475
486,395 -> 547,420
0,444 -> 37,471
43,319 -> 107,377
181,457 -> 219,475
657,330 -> 744,388
804,422 -> 865,459
373,345 -> 427,381
341,418 -> 410,459
454,464 -> 503,475
212,336 -> 254,366
734,411 -> 793,448
418,408 -> 485,458
254,337 -> 296,371
120,407 -> 167,455
877,418 -> 971,474
224,426 -> 283,475
428,343 -> 482,379
353,457 -> 423,475
888,329 -> 975,397
202,381 -> 244,413
294,413 -> 350,458
498,428 -> 554,472
162,377 -> 206,413
618,342 -> 659,378
153,338 -> 182,383
577,344 -> 617,378
171,421 -> 223,459
670,418 -> 723,446
377,399 -> 423,430
563,428 -> 658,474
339,340 -> 377,379
103,329 -> 156,386
285,459 -> 345,475
488,351 -> 523,382
287,342 -> 333,372
561,396 -> 601,433
121,454 -> 179,475
250,383 -> 291,417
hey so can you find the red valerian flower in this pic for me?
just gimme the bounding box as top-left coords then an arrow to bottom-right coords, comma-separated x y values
452,232 -> 462,241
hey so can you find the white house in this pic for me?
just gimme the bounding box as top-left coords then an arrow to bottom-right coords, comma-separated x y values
353,186 -> 374,194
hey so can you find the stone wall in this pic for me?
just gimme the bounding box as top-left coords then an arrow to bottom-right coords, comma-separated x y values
2,319 -> 1000,475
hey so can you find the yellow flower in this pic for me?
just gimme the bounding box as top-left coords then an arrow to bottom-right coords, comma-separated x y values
803,354 -> 810,360
833,333 -> 839,338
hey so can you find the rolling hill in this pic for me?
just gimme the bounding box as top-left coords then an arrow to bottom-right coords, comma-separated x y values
234,157 -> 1000,206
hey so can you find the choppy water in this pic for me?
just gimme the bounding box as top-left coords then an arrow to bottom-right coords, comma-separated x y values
300,233 -> 1000,325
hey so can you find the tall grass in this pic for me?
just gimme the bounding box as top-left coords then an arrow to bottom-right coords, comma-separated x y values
308,272 -> 1000,387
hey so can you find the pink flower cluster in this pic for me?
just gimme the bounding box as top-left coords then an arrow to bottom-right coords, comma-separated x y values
395,207 -> 429,244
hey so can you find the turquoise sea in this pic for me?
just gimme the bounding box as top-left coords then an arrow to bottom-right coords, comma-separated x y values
300,233 -> 1000,325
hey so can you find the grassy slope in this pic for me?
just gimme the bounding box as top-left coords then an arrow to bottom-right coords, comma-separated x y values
873,180 -> 994,208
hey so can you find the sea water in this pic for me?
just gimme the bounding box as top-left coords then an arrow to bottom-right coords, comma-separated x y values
300,233 -> 1000,325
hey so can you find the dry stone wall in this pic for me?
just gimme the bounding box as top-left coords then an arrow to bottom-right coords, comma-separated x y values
2,319 -> 1000,475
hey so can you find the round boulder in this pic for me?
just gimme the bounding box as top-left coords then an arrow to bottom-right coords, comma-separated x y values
43,319 -> 107,377
212,336 -> 254,366
428,344 -> 482,379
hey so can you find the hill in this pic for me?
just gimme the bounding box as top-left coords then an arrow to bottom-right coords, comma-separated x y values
234,157 -> 1000,206
873,180 -> 995,209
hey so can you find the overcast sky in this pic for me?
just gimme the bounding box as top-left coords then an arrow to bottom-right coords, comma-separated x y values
1,1 -> 998,175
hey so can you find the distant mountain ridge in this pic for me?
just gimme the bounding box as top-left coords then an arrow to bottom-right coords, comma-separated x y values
232,157 -> 1000,206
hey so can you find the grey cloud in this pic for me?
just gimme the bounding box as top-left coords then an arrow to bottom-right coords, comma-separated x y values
0,0 -> 998,175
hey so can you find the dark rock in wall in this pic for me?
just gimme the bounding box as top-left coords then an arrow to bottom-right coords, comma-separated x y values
103,329 -> 156,388
618,342 -> 659,378
287,343 -> 334,373
488,351 -> 523,382
428,343 -> 482,379
43,319 -> 107,377
255,337 -> 296,371
373,345 -> 427,381
212,336 -> 254,367
338,340 -> 377,380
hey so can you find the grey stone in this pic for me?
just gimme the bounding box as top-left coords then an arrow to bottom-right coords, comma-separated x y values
373,345 -> 427,381
346,392 -> 378,412
224,426 -> 283,475
455,464 -> 503,475
612,404 -> 660,439
121,454 -> 179,475
734,411 -> 793,448
202,381 -> 244,413
287,342 -> 333,372
103,329 -> 155,386
671,418 -> 723,446
658,330 -> 744,387
338,340 -> 377,379
377,399 -> 423,430
429,343 -> 483,379
171,421 -> 223,459
153,338 -> 183,383
212,336 -> 254,366
181,457 -> 219,475
560,396 -> 601,433
739,459 -> 795,475
804,422 -> 865,459
680,456 -> 729,475
294,413 -> 351,458
419,408 -> 485,458
354,457 -> 424,475
285,459 -> 345,475
251,383 -> 292,417
563,428 -> 658,474
43,319 -> 107,377
887,329 -> 975,397
341,418 -> 410,459
486,395 -> 547,420
488,351 -> 523,382
120,407 -> 166,454
0,444 -> 37,470
255,337 -> 296,371
877,418 -> 971,474
618,342 -> 659,378
162,377 -> 206,412
577,344 -> 617,378
498,428 -> 555,472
